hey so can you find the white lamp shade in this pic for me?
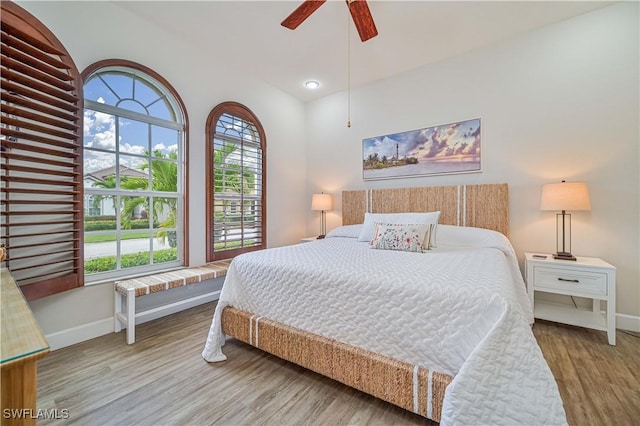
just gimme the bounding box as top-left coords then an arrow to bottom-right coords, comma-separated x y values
311,193 -> 333,211
540,181 -> 591,211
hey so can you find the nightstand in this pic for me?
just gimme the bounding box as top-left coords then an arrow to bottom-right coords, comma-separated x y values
524,253 -> 616,345
300,236 -> 320,243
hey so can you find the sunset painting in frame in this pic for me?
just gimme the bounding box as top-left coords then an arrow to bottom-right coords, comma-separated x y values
363,118 -> 481,180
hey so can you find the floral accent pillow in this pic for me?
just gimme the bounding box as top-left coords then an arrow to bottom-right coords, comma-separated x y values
357,211 -> 441,243
370,222 -> 433,253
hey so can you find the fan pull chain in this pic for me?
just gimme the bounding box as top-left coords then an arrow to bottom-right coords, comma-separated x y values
347,13 -> 351,128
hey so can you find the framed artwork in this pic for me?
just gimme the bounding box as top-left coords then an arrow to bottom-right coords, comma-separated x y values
362,118 -> 481,180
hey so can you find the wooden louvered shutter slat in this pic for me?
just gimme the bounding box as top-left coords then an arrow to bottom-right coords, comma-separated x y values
3,151 -> 79,168
1,31 -> 72,70
1,16 -> 68,56
1,1 -> 84,300
3,104 -> 79,131
1,56 -> 76,91
2,163 -> 79,178
2,175 -> 77,187
2,44 -> 74,82
3,187 -> 78,197
2,114 -> 78,139
2,91 -> 78,122
1,68 -> 78,103
1,80 -> 78,112
3,132 -> 80,151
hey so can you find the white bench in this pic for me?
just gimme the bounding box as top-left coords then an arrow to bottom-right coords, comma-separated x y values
114,260 -> 231,344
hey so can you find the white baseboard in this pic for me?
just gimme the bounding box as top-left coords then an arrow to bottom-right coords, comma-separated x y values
45,318 -> 113,351
47,291 -> 219,350
616,313 -> 640,332
43,300 -> 640,350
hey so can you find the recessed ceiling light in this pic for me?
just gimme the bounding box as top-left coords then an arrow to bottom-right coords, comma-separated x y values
304,80 -> 320,89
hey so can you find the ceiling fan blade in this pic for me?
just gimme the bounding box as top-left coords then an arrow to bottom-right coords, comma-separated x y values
281,0 -> 327,30
347,0 -> 378,42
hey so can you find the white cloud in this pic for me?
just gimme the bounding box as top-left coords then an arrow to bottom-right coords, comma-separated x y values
84,109 -> 116,150
119,143 -> 146,156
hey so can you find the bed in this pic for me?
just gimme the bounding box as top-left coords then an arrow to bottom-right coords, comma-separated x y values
202,183 -> 567,425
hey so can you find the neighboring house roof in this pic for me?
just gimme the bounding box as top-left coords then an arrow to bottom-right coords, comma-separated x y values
84,165 -> 146,182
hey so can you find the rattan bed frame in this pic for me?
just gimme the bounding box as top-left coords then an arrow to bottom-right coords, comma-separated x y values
220,183 -> 509,422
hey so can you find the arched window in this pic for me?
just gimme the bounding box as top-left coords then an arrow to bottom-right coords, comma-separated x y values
206,102 -> 266,261
82,60 -> 187,281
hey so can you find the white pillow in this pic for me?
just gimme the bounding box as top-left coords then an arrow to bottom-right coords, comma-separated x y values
370,222 -> 433,253
435,224 -> 507,248
325,224 -> 363,239
357,211 -> 441,244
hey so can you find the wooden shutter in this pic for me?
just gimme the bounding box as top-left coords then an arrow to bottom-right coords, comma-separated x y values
1,1 -> 83,300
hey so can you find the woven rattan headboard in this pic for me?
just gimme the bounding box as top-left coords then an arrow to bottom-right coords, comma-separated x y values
342,183 -> 509,236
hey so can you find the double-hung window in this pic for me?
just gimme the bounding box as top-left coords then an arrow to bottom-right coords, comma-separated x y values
82,63 -> 186,281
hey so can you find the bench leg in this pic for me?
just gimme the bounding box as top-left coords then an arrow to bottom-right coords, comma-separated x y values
114,289 -> 122,333
126,288 -> 135,344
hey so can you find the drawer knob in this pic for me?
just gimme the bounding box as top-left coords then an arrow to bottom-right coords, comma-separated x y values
558,277 -> 579,283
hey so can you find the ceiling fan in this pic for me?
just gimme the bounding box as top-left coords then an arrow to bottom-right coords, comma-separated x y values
281,0 -> 378,42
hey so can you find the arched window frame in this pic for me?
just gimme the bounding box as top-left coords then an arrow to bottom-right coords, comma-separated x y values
81,60 -> 189,282
206,102 -> 266,261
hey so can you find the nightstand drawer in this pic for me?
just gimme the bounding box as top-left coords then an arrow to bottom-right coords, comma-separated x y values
534,266 -> 607,296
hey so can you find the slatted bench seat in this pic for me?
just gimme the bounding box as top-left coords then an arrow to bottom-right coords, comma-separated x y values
114,260 -> 231,344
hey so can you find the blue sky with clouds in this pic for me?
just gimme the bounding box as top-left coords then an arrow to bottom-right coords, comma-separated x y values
83,74 -> 179,174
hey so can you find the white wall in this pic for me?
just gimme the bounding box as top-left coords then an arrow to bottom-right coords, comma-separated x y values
17,1 -> 639,344
19,1 -> 308,340
305,3 -> 639,326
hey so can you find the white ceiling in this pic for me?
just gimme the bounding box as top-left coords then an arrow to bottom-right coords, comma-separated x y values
114,0 -> 615,103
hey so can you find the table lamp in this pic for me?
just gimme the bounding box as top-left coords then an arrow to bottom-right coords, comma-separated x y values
311,193 -> 333,239
540,181 -> 591,261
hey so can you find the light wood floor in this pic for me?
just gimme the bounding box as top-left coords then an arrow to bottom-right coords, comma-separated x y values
36,302 -> 640,425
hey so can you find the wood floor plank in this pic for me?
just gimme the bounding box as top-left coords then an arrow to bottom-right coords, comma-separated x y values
532,320 -> 640,426
36,302 -> 640,425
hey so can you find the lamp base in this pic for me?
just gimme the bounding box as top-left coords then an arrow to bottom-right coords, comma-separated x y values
553,252 -> 577,261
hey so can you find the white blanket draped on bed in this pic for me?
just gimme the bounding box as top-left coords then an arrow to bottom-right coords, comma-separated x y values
202,226 -> 567,426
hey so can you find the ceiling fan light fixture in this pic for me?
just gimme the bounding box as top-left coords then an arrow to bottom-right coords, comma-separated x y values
304,80 -> 320,89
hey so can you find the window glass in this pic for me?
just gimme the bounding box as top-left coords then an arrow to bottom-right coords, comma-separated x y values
151,126 -> 178,157
84,71 -> 174,121
83,66 -> 184,281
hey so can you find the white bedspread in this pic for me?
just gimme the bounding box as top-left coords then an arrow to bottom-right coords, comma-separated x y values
202,228 -> 567,425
